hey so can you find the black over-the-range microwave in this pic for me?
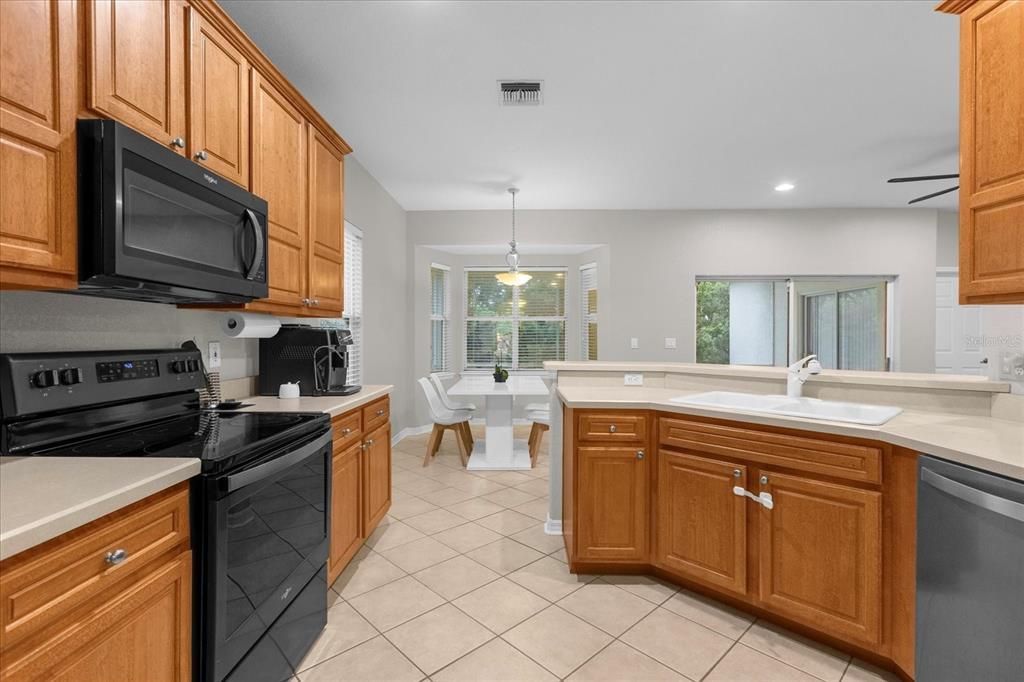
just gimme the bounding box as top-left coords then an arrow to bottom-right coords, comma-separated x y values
77,119 -> 269,304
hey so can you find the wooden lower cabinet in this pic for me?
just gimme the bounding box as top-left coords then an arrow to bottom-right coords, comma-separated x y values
758,470 -> 883,645
566,409 -> 914,679
0,483 -> 192,682
575,446 -> 648,562
655,451 -> 747,595
327,402 -> 391,584
328,442 -> 363,582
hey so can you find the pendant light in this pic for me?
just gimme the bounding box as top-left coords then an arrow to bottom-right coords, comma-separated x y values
496,187 -> 532,287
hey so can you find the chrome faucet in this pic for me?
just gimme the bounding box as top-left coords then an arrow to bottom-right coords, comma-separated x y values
787,355 -> 822,397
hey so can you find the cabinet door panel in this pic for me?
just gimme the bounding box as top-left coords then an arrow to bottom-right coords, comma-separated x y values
362,424 -> 391,534
329,443 -> 363,584
576,446 -> 648,561
306,126 -> 344,316
957,0 -> 1024,303
189,10 -> 249,186
0,0 -> 77,287
89,0 -> 186,150
251,71 -> 306,312
3,552 -> 191,682
758,471 -> 882,645
656,451 -> 746,595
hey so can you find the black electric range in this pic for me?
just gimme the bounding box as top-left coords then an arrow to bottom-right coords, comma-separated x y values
0,349 -> 332,682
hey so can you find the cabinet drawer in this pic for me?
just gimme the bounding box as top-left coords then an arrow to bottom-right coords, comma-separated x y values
578,412 -> 647,443
332,410 -> 362,451
362,397 -> 390,433
0,483 -> 190,649
659,417 -> 882,484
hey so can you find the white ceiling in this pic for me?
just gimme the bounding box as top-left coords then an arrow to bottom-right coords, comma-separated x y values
222,0 -> 959,211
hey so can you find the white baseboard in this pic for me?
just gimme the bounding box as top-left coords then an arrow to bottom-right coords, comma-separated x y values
391,424 -> 432,446
544,516 -> 563,535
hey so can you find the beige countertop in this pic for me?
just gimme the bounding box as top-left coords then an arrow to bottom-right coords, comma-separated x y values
236,385 -> 393,418
0,456 -> 200,561
547,361 -> 1012,393
557,386 -> 1024,481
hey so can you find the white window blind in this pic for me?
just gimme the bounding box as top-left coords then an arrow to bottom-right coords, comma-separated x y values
465,268 -> 566,370
580,263 -> 598,360
430,264 -> 450,372
342,223 -> 363,384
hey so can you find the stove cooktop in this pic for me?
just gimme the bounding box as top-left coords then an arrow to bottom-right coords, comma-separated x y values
31,410 -> 329,474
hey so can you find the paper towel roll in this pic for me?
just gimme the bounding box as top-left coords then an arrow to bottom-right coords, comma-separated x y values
221,313 -> 281,338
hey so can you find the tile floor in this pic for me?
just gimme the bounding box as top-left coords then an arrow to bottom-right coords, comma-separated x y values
295,425 -> 900,682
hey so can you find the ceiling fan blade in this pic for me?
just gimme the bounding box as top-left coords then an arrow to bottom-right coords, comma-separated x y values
908,185 -> 959,204
887,174 -> 959,183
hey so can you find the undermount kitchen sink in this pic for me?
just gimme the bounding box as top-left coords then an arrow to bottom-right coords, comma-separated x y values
670,391 -> 903,425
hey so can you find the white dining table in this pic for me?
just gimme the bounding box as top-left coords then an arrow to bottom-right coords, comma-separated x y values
447,375 -> 551,470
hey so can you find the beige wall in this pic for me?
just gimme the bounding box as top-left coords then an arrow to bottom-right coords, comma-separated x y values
936,210 -> 958,268
408,208 -> 942,376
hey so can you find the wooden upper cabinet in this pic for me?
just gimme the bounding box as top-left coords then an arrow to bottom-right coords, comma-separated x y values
757,470 -> 882,646
655,451 -> 747,595
189,9 -> 250,187
88,0 -> 187,151
939,0 -> 1024,303
307,126 -> 345,316
575,445 -> 649,561
250,71 -> 307,313
0,0 -> 78,289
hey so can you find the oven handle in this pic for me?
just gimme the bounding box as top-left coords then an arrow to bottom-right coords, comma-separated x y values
225,430 -> 331,492
244,209 -> 265,281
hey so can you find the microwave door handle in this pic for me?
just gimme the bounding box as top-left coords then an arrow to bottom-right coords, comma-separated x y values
244,209 -> 265,281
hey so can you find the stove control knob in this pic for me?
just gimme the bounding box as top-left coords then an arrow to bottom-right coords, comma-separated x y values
170,360 -> 187,374
58,367 -> 84,385
31,370 -> 58,388
186,359 -> 200,373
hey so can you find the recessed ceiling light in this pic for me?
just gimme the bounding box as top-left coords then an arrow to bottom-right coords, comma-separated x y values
774,182 -> 795,192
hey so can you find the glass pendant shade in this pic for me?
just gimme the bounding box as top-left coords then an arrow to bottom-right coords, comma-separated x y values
496,187 -> 531,287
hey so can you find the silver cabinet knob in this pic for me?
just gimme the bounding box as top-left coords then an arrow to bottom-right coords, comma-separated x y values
105,548 -> 128,565
733,469 -> 742,478
636,450 -> 645,460
341,428 -> 351,435
194,150 -> 209,161
170,137 -> 185,148
376,409 -> 385,416
366,439 -> 374,446
760,475 -> 769,485
609,424 -> 617,433
301,298 -> 311,305
312,299 -> 320,305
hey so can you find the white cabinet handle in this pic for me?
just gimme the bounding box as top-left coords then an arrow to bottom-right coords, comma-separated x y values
105,548 -> 128,565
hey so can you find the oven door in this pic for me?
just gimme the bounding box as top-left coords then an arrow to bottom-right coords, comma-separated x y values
203,430 -> 331,682
78,119 -> 268,303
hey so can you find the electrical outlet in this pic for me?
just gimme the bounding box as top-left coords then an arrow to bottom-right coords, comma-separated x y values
624,373 -> 644,386
664,337 -> 677,349
630,337 -> 639,350
208,341 -> 222,369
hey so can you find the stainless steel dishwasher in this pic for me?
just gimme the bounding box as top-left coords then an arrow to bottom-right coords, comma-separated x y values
916,455 -> 1024,681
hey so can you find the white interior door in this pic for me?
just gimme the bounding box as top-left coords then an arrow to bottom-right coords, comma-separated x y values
935,272 -> 986,375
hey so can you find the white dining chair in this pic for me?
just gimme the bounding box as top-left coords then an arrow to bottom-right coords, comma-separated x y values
429,373 -> 477,413
523,372 -> 554,413
418,377 -> 473,467
526,408 -> 550,467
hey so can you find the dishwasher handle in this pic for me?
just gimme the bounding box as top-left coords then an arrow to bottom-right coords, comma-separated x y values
921,467 -> 1024,523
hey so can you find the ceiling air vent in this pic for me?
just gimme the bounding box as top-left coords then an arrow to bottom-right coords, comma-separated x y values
499,80 -> 543,106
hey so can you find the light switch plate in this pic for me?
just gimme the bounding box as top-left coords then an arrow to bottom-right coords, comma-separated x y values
624,373 -> 644,386
664,337 -> 677,349
208,341 -> 222,369
630,337 -> 639,349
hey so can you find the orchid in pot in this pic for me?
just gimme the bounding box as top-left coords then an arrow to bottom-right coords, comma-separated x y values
493,334 -> 511,383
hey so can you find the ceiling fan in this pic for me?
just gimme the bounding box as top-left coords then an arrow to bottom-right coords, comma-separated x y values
887,173 -> 959,205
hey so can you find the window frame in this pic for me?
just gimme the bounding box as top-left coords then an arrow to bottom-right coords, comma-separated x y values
580,262 -> 598,361
430,263 -> 451,372
463,266 -> 568,372
342,222 -> 363,384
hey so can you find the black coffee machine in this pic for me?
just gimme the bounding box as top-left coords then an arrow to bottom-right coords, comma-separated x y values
258,325 -> 361,396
